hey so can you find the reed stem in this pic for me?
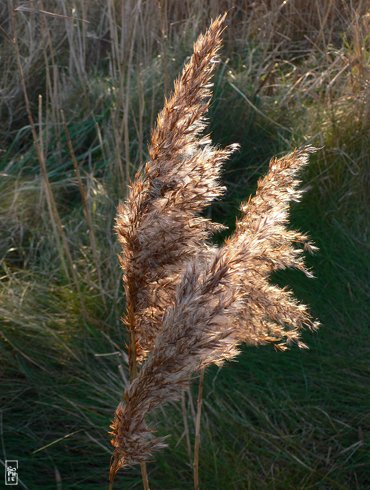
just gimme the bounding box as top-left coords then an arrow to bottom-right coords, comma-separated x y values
11,9 -> 82,294
140,462 -> 150,490
193,369 -> 205,490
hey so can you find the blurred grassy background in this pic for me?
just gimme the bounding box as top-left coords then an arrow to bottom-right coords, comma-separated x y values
0,1 -> 369,489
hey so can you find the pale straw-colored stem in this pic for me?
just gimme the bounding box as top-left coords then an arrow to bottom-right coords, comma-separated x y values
140,461 -> 150,490
12,9 -> 73,281
193,369 -> 205,490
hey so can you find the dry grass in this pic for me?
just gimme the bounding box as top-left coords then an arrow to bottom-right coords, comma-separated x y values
0,1 -> 368,489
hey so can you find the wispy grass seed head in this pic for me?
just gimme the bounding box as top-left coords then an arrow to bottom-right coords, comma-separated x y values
111,13 -> 319,481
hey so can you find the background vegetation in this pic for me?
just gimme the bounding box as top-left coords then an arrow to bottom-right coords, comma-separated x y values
0,1 -> 369,488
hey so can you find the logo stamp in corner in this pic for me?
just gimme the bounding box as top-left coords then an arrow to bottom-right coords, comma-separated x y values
5,460 -> 18,486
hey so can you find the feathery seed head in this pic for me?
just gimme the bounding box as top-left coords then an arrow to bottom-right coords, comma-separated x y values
115,13 -> 234,361
110,14 -> 319,480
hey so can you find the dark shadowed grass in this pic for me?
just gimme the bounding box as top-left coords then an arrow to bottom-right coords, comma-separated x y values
2,136 -> 369,490
2,107 -> 368,489
2,95 -> 370,490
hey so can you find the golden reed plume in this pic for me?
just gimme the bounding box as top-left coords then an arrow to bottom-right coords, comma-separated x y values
115,13 -> 237,363
110,13 -> 319,483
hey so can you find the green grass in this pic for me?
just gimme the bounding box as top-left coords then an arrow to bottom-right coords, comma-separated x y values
2,118 -> 368,489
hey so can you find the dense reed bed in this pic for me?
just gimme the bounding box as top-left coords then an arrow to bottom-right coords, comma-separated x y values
0,1 -> 369,489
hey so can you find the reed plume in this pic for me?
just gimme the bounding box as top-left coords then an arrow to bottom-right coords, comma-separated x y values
228,147 -> 320,349
115,13 -> 237,362
110,13 -> 319,484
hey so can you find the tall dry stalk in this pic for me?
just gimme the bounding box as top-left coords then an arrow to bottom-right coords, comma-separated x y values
10,8 -> 76,284
110,13 -> 319,487
193,369 -> 205,490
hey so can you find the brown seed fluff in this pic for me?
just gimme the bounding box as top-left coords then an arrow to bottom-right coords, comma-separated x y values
110,14 -> 319,480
